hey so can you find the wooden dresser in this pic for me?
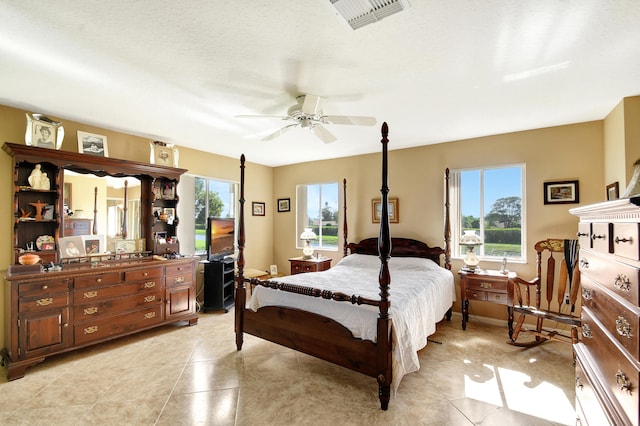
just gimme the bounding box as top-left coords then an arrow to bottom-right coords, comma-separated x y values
571,196 -> 640,425
2,256 -> 198,380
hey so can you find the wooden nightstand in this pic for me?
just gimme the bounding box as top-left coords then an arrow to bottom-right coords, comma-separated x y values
289,256 -> 332,275
458,269 -> 516,337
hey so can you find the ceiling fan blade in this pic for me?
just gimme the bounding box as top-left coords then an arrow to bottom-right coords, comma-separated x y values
262,123 -> 298,141
235,114 -> 293,120
312,124 -> 337,144
301,94 -> 322,116
323,115 -> 377,126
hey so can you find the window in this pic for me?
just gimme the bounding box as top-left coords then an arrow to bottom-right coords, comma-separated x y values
451,165 -> 525,260
193,177 -> 238,255
296,182 -> 339,251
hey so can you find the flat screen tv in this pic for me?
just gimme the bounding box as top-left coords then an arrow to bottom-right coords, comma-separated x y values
206,217 -> 235,261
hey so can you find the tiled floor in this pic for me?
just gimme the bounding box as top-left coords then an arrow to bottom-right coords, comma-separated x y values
0,311 -> 576,425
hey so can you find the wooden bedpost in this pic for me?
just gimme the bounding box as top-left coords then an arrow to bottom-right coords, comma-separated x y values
343,178 -> 348,257
444,168 -> 451,270
235,154 -> 246,350
377,122 -> 392,410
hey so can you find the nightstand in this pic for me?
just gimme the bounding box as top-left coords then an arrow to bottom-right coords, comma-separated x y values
289,256 -> 332,275
458,269 -> 516,337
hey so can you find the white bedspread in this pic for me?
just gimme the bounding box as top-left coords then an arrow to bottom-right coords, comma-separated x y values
248,254 -> 456,390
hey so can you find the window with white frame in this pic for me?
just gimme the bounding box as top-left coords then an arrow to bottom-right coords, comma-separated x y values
193,177 -> 238,255
450,165 -> 525,261
296,182 -> 339,251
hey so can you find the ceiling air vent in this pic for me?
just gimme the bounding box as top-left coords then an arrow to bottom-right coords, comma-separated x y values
329,0 -> 411,30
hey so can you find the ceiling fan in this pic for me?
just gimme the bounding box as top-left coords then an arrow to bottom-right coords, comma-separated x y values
236,94 -> 376,143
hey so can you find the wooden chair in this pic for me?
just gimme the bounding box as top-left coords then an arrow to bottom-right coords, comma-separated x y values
509,238 -> 581,347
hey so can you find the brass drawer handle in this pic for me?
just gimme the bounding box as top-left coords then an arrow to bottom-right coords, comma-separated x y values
582,324 -> 592,339
84,325 -> 98,334
84,291 -> 98,299
614,274 -> 631,293
174,276 -> 185,283
143,272 -> 148,276
83,307 -> 98,315
144,295 -> 156,303
144,312 -> 156,319
96,278 -> 102,283
582,288 -> 592,300
480,282 -> 493,289
42,285 -> 48,290
615,236 -> 633,244
616,370 -> 632,394
144,281 -> 156,288
616,316 -> 632,338
36,298 -> 53,306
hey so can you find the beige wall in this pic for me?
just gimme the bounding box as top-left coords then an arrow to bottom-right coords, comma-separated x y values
273,121 -> 604,318
604,95 -> 640,193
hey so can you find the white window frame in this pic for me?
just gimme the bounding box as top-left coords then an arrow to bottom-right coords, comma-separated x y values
296,182 -> 340,252
450,164 -> 526,263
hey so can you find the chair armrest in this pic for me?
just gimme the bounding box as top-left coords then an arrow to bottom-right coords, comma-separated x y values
510,276 -> 540,307
511,276 -> 539,287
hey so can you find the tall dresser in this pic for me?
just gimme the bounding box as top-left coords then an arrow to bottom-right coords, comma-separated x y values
571,196 -> 640,425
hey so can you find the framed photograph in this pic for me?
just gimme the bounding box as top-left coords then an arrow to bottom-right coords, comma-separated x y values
25,113 -> 64,149
277,198 -> 290,212
252,202 -> 265,216
58,236 -> 86,259
154,231 -> 167,243
544,180 -> 580,204
161,181 -> 175,200
150,141 -> 179,167
269,264 -> 278,275
163,207 -> 176,218
606,182 -> 619,201
43,204 -> 55,221
41,242 -> 55,251
372,197 -> 399,223
77,131 -> 109,157
82,234 -> 105,255
114,239 -> 137,254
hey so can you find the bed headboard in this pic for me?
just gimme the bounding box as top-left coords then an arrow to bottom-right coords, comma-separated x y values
346,237 -> 447,267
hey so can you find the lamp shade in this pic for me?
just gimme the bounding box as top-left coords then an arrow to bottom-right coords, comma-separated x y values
460,230 -> 482,245
300,228 -> 317,259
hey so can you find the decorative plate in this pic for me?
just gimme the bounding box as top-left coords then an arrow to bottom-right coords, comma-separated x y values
36,235 -> 55,250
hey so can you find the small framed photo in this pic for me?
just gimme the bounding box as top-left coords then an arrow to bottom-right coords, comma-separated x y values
372,197 -> 399,223
162,181 -> 176,200
114,239 -> 137,254
252,202 -> 265,216
606,182 -> 619,201
150,141 -> 179,167
59,236 -> 86,259
82,234 -> 105,255
154,231 -> 167,243
77,131 -> 109,157
163,207 -> 176,217
277,198 -> 290,212
25,113 -> 64,149
269,264 -> 278,275
543,180 -> 580,204
41,242 -> 55,251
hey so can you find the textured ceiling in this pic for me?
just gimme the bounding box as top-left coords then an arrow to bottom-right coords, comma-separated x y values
1,1 -> 639,167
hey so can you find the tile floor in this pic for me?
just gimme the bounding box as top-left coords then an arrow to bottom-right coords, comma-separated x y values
0,311 -> 576,425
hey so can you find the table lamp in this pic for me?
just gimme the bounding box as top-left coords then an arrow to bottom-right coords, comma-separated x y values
460,230 -> 482,271
300,228 -> 317,259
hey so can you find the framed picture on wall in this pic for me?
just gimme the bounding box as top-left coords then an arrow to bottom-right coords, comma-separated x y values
252,202 -> 265,216
277,198 -> 290,212
606,182 -> 619,201
372,197 -> 399,223
77,131 -> 109,157
25,113 -> 64,149
543,180 -> 580,204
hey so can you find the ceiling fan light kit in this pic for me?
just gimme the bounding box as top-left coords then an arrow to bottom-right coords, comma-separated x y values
237,94 -> 376,144
329,0 -> 411,30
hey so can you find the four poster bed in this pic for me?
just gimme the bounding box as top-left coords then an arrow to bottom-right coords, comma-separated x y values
234,123 -> 454,410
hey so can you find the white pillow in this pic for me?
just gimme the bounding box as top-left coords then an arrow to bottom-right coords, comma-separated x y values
337,253 -> 441,271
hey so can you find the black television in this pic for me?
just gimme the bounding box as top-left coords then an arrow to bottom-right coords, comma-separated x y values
206,217 -> 235,261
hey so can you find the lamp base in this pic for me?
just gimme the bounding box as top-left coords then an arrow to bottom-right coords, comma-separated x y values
461,265 -> 480,272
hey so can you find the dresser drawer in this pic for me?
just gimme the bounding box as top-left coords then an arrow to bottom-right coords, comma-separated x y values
581,249 -> 639,307
591,223 -> 612,255
74,290 -> 163,320
19,279 -> 71,297
581,308 -> 639,424
125,267 -> 163,282
464,279 -> 508,293
465,289 -> 508,304
165,263 -> 192,277
577,222 -> 592,249
74,272 -> 121,289
74,281 -> 161,303
19,292 -> 70,313
575,348 -> 616,426
612,223 -> 640,261
74,305 -> 164,345
582,276 -> 640,360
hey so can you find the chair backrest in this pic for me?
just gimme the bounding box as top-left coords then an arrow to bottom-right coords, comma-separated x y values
533,238 -> 580,314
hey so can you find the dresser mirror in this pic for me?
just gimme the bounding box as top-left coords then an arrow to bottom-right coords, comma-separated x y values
62,170 -> 142,249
